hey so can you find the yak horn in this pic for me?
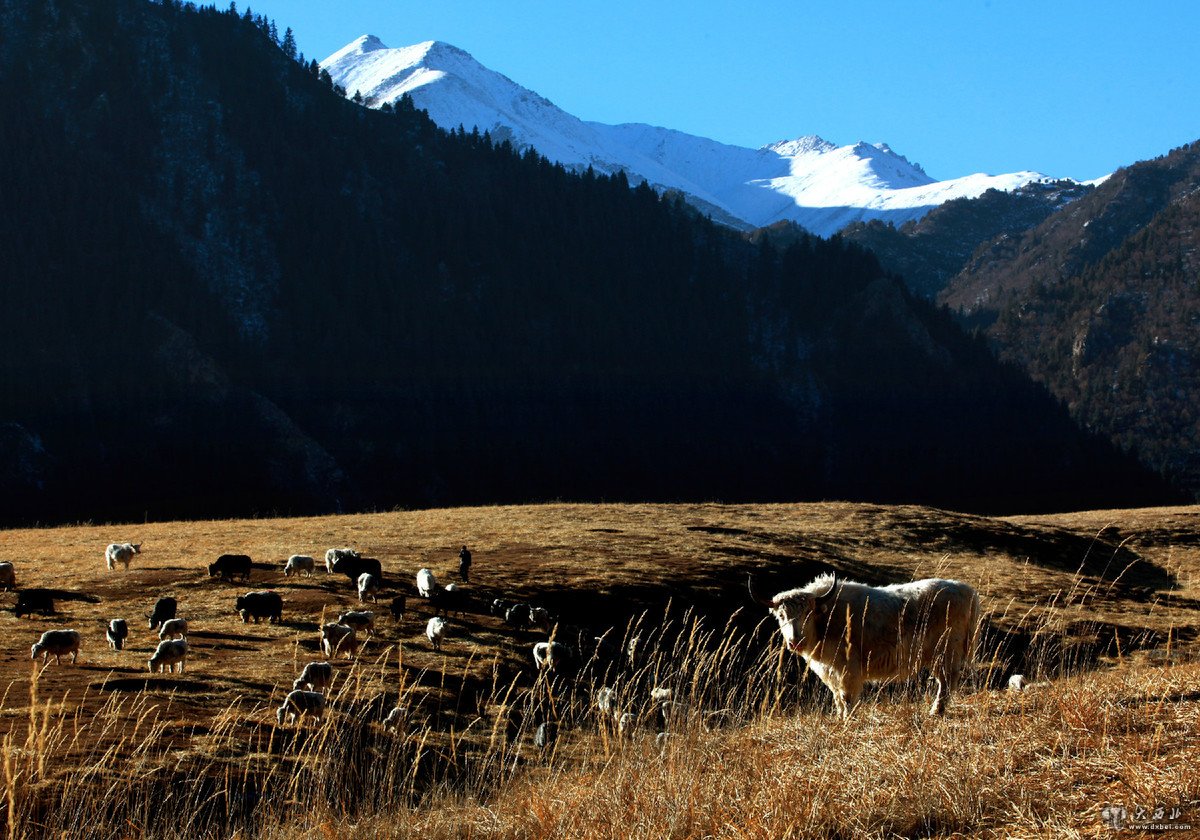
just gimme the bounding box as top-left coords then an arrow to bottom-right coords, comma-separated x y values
815,572 -> 839,601
747,574 -> 776,608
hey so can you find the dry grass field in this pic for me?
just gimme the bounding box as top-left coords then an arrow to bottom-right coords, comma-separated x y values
1,501 -> 1199,838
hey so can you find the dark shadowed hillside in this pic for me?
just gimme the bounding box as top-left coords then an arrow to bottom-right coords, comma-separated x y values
0,0 -> 1178,524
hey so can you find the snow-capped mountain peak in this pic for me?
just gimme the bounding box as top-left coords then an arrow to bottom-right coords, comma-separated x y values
321,37 -> 1053,235
763,135 -> 837,157
323,33 -> 387,64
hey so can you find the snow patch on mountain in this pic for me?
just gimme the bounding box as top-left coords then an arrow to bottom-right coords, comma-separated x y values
322,35 -> 1053,236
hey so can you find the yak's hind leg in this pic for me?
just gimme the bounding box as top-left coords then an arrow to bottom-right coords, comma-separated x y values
929,637 -> 965,716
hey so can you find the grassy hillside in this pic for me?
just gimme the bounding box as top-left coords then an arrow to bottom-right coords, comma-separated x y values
1,501 -> 1198,837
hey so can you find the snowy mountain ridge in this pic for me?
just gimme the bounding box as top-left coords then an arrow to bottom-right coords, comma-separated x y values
322,35 -> 1051,236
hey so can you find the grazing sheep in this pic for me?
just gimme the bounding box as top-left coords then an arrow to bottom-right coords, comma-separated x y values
650,687 -> 673,704
105,542 -> 141,571
384,706 -> 408,732
14,589 -> 55,618
431,584 -> 468,617
31,629 -> 81,665
1008,674 -> 1046,692
594,686 -> 616,717
320,623 -> 359,659
235,591 -> 282,624
357,572 -> 380,603
416,568 -> 437,598
325,548 -> 360,573
147,597 -> 177,630
208,553 -> 252,583
293,661 -> 334,693
283,554 -> 316,577
529,607 -> 552,631
148,638 -> 188,673
158,617 -> 188,640
276,689 -> 326,726
490,598 -> 513,618
617,712 -> 636,738
337,610 -> 375,635
426,616 -> 448,651
533,641 -> 572,672
534,721 -> 558,749
0,562 -> 15,591
505,603 -> 533,631
106,619 -> 129,651
389,594 -> 407,622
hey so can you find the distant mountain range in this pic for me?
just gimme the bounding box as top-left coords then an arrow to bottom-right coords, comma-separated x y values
322,35 -> 1051,236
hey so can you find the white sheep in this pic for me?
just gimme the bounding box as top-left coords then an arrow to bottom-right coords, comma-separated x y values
534,721 -> 558,749
426,616 -> 447,651
31,629 -> 81,665
283,554 -> 316,577
594,686 -> 616,717
416,568 -> 437,598
0,562 -> 15,591
1008,674 -> 1047,692
337,610 -> 375,636
324,548 -> 359,573
148,638 -> 188,673
357,572 -> 380,603
384,706 -> 408,732
293,661 -> 334,693
106,619 -> 129,650
105,542 -> 141,571
532,641 -> 572,671
320,623 -> 359,659
617,712 -> 636,738
158,617 -> 189,640
276,689 -> 326,725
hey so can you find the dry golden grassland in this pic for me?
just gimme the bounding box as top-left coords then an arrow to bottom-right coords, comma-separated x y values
1,501 -> 1198,838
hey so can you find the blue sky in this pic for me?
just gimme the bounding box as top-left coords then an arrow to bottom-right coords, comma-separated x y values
245,1 -> 1199,182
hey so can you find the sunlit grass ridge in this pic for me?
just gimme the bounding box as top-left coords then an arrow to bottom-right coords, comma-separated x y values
0,501 -> 1197,837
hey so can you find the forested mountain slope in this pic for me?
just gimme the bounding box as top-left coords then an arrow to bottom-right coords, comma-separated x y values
0,0 -> 1175,524
936,143 -> 1200,493
841,180 -> 1093,300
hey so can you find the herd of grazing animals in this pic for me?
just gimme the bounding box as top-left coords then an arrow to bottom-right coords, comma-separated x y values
5,536 -> 989,749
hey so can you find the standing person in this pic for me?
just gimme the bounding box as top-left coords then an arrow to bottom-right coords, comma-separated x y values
458,545 -> 472,582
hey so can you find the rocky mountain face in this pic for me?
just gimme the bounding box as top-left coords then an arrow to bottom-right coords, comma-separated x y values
0,0 -> 1176,525
841,180 -> 1094,300
938,143 -> 1200,493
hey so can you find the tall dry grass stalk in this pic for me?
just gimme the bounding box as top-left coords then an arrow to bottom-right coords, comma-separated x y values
0,591 -> 1195,839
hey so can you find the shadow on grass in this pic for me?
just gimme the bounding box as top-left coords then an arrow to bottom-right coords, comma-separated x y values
94,676 -> 211,693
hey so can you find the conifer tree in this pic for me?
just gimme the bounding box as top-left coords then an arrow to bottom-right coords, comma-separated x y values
281,26 -> 296,60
